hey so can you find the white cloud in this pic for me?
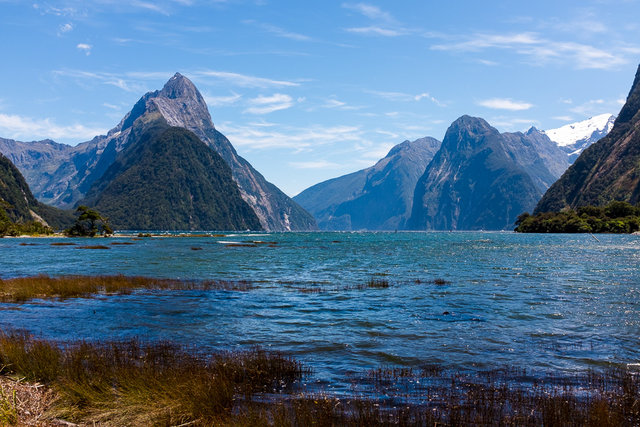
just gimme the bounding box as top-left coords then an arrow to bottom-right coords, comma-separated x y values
342,3 -> 393,22
246,21 -> 311,41
342,3 -> 410,37
220,122 -> 364,150
553,116 -> 574,122
131,1 -> 170,15
76,43 -> 92,55
58,23 -> 73,35
244,94 -> 294,114
203,93 -> 242,107
368,90 -> 444,106
194,70 -> 300,88
346,26 -> 403,37
0,113 -> 106,141
477,98 -> 533,111
431,32 -> 631,70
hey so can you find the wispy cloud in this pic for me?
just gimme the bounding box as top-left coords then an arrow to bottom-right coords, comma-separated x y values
343,3 -> 393,22
489,116 -> 539,131
342,2 -> 410,37
53,69 -> 301,93
58,23 -> 73,35
346,26 -> 403,37
477,98 -> 533,111
194,70 -> 300,88
203,93 -> 242,107
0,113 -> 106,141
368,90 -> 444,106
431,32 -> 631,70
76,43 -> 92,55
552,116 -> 574,121
220,122 -> 364,150
131,1 -> 171,15
244,20 -> 311,41
244,94 -> 294,114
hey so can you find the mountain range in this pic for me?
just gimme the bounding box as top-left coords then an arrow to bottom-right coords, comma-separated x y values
0,73 -> 315,231
536,64 -> 640,212
294,137 -> 441,230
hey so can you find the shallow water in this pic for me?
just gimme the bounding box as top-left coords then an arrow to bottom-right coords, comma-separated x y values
1,232 -> 639,390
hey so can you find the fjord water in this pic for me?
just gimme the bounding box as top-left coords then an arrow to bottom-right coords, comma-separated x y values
1,232 -> 639,390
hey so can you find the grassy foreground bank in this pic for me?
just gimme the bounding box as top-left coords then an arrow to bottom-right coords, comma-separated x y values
0,331 -> 638,426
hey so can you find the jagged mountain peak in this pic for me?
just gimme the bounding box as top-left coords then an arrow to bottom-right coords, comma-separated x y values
385,136 -> 440,158
159,72 -> 201,100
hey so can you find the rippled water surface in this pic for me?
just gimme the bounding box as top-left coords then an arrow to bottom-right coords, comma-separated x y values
1,232 -> 639,389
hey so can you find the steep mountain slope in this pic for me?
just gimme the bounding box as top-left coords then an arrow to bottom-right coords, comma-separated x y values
544,114 -> 616,160
294,137 -> 441,230
501,127 -> 570,193
535,64 -> 640,213
80,115 -> 261,231
0,73 -> 315,231
407,116 -> 543,230
0,153 -> 73,229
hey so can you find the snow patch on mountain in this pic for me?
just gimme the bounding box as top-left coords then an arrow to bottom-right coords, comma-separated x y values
543,114 -> 616,159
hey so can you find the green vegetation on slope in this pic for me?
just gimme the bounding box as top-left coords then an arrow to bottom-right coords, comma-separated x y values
515,200 -> 640,233
0,153 -> 74,235
81,119 -> 262,231
535,64 -> 640,213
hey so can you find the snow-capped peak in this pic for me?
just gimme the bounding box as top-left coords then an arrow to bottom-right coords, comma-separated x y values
544,113 -> 615,148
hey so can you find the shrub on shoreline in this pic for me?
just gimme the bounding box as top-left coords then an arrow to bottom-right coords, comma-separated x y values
515,201 -> 640,233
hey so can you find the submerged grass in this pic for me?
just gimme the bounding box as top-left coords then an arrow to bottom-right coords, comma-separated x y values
0,330 -> 638,425
0,275 -> 254,302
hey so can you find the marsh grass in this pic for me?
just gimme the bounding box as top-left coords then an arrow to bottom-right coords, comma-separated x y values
0,330 -> 638,425
0,275 -> 254,302
0,331 -> 307,425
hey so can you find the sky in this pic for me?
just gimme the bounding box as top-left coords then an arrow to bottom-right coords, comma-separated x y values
0,0 -> 639,196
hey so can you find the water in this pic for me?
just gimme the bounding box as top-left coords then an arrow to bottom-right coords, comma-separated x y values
1,232 -> 639,391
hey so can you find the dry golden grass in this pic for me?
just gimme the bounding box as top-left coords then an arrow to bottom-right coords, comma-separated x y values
0,275 -> 254,302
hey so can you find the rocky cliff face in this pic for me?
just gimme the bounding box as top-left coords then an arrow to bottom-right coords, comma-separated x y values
535,64 -> 640,212
294,137 -> 441,230
407,116 -> 544,230
0,73 -> 316,231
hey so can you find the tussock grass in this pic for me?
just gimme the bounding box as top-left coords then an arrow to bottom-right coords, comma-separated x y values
0,275 -> 254,302
0,330 -> 638,425
0,331 -> 307,425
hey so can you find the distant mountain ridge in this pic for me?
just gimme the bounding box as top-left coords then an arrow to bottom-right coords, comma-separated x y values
294,137 -> 441,230
0,73 -> 315,231
535,64 -> 640,213
543,114 -> 616,161
407,116 -> 560,230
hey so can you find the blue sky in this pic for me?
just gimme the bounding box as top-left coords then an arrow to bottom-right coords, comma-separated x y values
1,0 -> 639,196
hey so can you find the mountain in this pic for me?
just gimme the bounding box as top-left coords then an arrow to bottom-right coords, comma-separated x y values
501,127 -> 570,193
80,115 -> 261,231
535,64 -> 640,213
543,114 -> 616,161
407,116 -> 545,230
0,73 -> 315,231
294,137 -> 441,230
0,152 -> 73,229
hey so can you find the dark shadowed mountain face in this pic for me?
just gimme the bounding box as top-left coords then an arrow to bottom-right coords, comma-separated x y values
0,73 -> 315,231
535,64 -> 640,213
80,115 -> 261,231
294,137 -> 441,230
0,153 -> 74,229
407,116 -> 543,231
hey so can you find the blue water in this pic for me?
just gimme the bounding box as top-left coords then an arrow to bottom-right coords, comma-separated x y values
1,232 -> 639,390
